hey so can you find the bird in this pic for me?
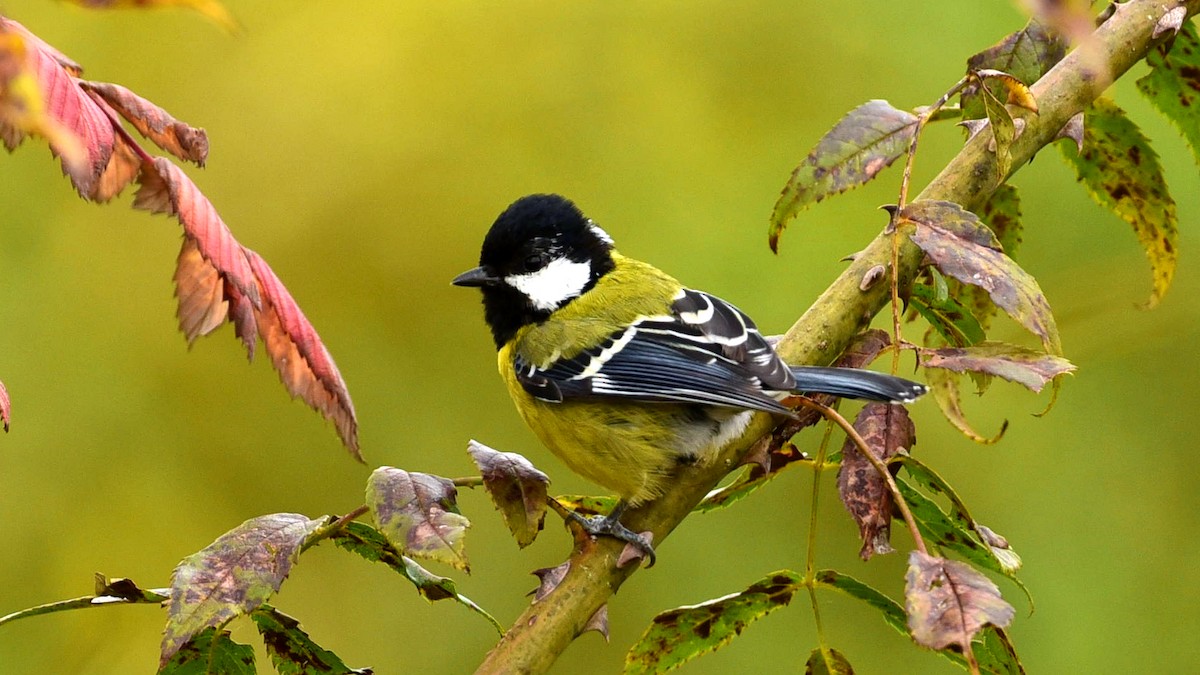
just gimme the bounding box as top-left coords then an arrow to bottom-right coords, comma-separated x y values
453,194 -> 926,563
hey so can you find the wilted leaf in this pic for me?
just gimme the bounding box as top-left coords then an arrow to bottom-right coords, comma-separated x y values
905,551 -> 1014,654
921,341 -> 1075,393
974,69 -> 1039,113
623,571 -> 801,674
925,367 -> 1007,444
770,100 -> 918,251
909,284 -> 985,347
976,78 -> 1017,177
63,0 -> 239,33
1060,98 -> 1178,308
902,200 -> 1060,353
956,185 -> 1024,331
245,249 -> 360,457
0,378 -> 9,431
251,605 -> 372,675
838,403 -> 914,560
158,627 -> 255,675
467,440 -> 549,548
805,647 -> 854,675
963,19 -> 1066,119
1137,21 -> 1200,168
366,467 -> 470,572
329,522 -> 501,633
134,157 -> 261,319
81,81 -> 207,165
0,17 -> 139,201
160,513 -> 323,666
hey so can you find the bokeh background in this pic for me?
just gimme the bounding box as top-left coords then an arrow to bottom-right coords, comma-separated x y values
1,1 -> 1197,673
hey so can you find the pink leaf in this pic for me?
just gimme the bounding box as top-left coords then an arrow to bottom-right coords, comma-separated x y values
245,249 -> 359,458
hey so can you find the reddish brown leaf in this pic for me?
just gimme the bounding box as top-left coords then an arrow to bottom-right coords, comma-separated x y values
366,467 -> 470,572
246,249 -> 359,457
0,378 -> 9,431
81,81 -> 207,165
173,236 -> 231,343
920,341 -> 1075,393
837,403 -> 915,560
905,551 -> 1014,655
467,440 -> 549,548
135,158 -> 259,305
0,17 -> 141,201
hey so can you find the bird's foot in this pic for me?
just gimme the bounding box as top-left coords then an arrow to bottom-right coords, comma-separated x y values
565,508 -> 656,568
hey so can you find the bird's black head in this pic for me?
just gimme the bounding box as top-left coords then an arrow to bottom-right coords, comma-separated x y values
453,194 -> 616,348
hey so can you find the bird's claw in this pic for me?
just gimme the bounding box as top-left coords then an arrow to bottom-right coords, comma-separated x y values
566,510 -> 657,568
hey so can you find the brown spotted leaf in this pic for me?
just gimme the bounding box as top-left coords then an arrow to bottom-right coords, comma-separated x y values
160,513 -> 323,667
838,403 -> 915,560
246,249 -> 359,457
81,81 -> 207,165
366,467 -> 470,572
956,185 -> 1023,331
903,200 -> 1060,353
905,551 -> 1014,653
805,647 -> 854,675
962,19 -> 1066,120
921,341 -> 1075,393
1137,21 -> 1200,169
159,627 -> 255,675
250,605 -> 372,675
623,571 -> 801,675
1060,98 -> 1178,308
770,100 -> 918,251
467,440 -> 549,548
0,17 -> 140,201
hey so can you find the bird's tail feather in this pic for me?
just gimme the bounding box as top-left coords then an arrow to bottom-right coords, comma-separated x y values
789,366 -> 927,404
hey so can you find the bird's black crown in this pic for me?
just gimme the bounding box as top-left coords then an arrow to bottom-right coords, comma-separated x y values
468,194 -> 616,347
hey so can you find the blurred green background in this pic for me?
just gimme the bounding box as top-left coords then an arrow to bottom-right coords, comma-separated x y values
1,1 -> 1197,673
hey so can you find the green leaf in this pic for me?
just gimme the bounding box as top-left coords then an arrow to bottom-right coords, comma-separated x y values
554,493 -> 618,517
897,455 -> 1022,576
905,551 -> 1014,653
1060,98 -> 1178,308
805,646 -> 854,675
770,100 -> 918,251
920,341 -> 1074,393
251,605 -> 372,675
329,522 -> 502,634
0,574 -> 168,628
812,570 -> 907,635
158,627 -> 255,675
910,284 -> 986,347
903,200 -> 1061,353
1136,21 -> 1200,168
467,440 -> 549,548
963,19 -> 1067,120
623,570 -> 801,674
976,626 -> 1026,674
161,513 -> 323,667
366,467 -> 471,572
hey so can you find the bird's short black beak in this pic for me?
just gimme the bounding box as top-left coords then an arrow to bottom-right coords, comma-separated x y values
452,266 -> 500,287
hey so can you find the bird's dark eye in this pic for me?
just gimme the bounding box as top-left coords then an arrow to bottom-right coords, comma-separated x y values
523,251 -> 549,272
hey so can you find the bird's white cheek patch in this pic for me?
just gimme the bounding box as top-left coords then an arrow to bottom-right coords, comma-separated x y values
506,258 -> 592,311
